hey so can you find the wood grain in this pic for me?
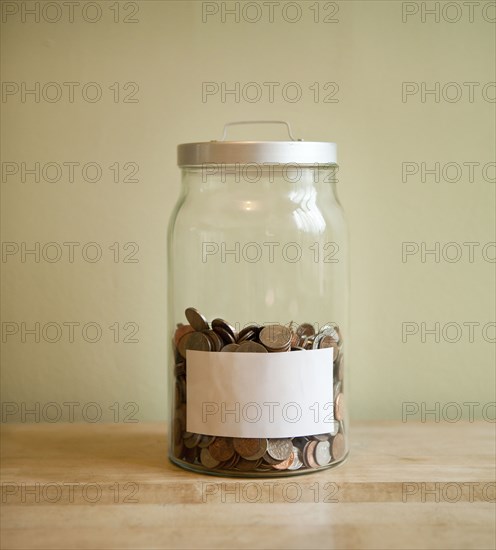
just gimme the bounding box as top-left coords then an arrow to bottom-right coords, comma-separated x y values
1,421 -> 495,549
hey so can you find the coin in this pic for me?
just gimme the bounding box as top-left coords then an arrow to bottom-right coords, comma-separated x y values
184,433 -> 202,449
177,332 -> 193,358
272,450 -> 295,470
174,362 -> 186,378
185,307 -> 210,332
259,325 -> 292,351
200,447 -> 220,469
174,324 -> 194,346
238,324 -> 260,342
320,323 -> 341,345
303,441 -> 318,468
214,326 -> 236,345
266,438 -> 292,461
208,437 -> 235,462
312,433 -> 329,442
237,341 -> 268,353
173,417 -> 183,445
221,452 -> 240,469
173,308 -> 346,475
287,447 -> 303,470
335,393 -> 345,421
296,323 -> 315,338
233,438 -> 267,460
236,457 -> 262,471
331,433 -> 345,460
212,318 -> 236,339
334,353 -> 344,381
184,331 -> 211,352
317,334 -> 339,352
203,329 -> 224,351
221,343 -> 240,352
262,451 -> 285,466
328,420 -> 340,436
315,441 -> 331,466
183,446 -> 199,463
198,435 -> 216,448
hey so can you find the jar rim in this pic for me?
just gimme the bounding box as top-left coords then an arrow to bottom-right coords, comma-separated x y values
177,141 -> 337,167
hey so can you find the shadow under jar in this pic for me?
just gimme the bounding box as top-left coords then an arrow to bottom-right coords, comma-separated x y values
167,121 -> 349,477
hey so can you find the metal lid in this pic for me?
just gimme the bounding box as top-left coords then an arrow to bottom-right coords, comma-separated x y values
177,121 -> 337,166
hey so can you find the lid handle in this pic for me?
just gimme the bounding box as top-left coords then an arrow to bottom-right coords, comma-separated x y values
219,120 -> 301,142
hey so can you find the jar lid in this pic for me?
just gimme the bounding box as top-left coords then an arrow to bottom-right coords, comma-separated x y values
177,121 -> 337,167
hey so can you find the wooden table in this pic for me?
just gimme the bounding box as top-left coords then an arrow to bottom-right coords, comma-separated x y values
1,422 -> 495,549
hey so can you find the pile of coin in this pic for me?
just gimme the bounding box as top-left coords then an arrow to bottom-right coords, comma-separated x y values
172,307 -> 346,474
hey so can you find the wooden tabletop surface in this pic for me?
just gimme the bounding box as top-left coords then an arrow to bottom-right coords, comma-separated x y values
1,421 -> 495,549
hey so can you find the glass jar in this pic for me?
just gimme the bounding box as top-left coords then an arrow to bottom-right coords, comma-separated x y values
168,121 -> 348,477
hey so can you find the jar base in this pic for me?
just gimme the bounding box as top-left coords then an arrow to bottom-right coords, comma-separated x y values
168,451 -> 349,478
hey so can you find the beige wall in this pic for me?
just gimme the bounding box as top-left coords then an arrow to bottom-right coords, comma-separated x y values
1,0 -> 494,423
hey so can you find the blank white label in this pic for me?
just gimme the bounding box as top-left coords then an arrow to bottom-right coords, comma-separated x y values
186,348 -> 334,438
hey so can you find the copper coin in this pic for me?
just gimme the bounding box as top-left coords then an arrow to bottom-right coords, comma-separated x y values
200,447 -> 220,469
331,433 -> 345,461
185,307 -> 209,332
334,353 -> 344,381
266,438 -> 292,461
173,417 -> 183,445
221,343 -> 240,352
303,441 -> 318,468
214,326 -> 236,345
204,329 -> 224,351
236,457 -> 262,471
296,323 -> 315,338
174,362 -> 186,378
317,334 -> 339,352
212,318 -> 236,339
290,330 -> 300,348
184,433 -> 201,449
271,450 -> 295,470
198,435 -> 216,448
233,438 -> 267,460
238,324 -> 260,342
320,323 -> 341,345
237,341 -> 268,353
208,437 -> 235,462
183,446 -> 199,463
262,451 -> 285,466
174,324 -> 194,346
220,452 -> 240,469
177,332 -> 193,358
184,331 -> 211,352
259,325 -> 292,351
335,393 -> 345,421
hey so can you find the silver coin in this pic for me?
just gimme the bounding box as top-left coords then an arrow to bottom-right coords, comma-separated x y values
266,438 -> 293,461
287,446 -> 303,470
328,420 -> 340,437
315,441 -> 331,466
